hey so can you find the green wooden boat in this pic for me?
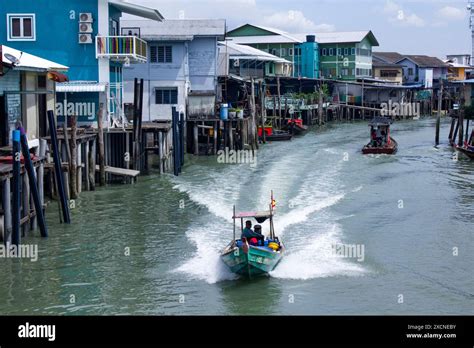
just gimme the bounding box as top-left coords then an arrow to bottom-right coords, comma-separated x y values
221,197 -> 285,278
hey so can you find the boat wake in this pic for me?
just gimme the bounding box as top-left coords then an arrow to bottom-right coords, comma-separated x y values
172,144 -> 368,283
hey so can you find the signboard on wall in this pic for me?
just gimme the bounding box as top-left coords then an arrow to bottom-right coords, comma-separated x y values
56,92 -> 100,123
7,94 -> 21,124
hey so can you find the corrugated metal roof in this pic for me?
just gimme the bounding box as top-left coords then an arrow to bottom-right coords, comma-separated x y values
121,19 -> 226,40
229,35 -> 302,44
294,31 -> 379,45
56,82 -> 107,92
219,42 -> 292,63
2,45 -> 68,72
373,52 -> 404,64
109,0 -> 164,21
397,55 -> 448,68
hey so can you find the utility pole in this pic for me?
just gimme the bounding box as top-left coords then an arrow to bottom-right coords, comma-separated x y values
468,1 -> 474,64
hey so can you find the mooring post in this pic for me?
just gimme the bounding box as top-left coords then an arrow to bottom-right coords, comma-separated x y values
435,81 -> 443,145
47,110 -> 71,224
2,177 -> 12,245
97,104 -> 106,186
12,130 -> 21,246
172,107 -> 180,176
458,111 -> 465,147
213,121 -> 218,155
20,132 -> 48,237
179,112 -> 185,168
193,122 -> 199,156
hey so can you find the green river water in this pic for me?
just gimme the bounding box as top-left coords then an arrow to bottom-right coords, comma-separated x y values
0,117 -> 473,315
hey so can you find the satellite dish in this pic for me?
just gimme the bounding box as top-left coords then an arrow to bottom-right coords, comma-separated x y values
5,53 -> 20,65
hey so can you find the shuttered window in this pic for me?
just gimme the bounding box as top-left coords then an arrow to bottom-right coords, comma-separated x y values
150,45 -> 172,63
155,88 -> 178,105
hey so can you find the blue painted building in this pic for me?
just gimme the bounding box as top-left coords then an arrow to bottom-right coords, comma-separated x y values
122,19 -> 226,120
0,0 -> 163,124
294,35 -> 320,79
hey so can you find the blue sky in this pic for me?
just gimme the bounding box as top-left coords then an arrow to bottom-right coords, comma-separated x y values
130,0 -> 471,58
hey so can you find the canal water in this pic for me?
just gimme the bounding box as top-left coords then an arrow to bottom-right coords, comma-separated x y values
0,118 -> 473,315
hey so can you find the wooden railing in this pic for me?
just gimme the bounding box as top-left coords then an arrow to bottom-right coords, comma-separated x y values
96,36 -> 147,63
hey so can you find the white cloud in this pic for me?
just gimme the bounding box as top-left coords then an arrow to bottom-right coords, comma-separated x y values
437,6 -> 465,20
382,0 -> 425,27
261,10 -> 334,33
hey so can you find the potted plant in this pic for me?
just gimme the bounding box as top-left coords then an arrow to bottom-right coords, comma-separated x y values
235,108 -> 244,119
228,108 -> 237,119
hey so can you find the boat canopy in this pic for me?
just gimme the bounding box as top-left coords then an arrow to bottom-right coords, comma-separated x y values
369,117 -> 392,127
234,211 -> 272,223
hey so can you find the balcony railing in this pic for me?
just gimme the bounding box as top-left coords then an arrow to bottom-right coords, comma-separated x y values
96,36 -> 147,63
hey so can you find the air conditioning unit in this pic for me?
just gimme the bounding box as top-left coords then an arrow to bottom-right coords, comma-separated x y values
78,33 -> 92,44
79,13 -> 93,23
79,22 -> 93,33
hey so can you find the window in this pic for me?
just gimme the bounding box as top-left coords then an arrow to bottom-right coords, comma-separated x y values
408,68 -> 414,76
351,48 -> 355,55
337,48 -> 342,56
329,48 -> 334,56
322,48 -> 327,56
155,88 -> 178,104
150,45 -> 172,63
341,68 -> 349,76
37,75 -> 47,89
288,48 -> 294,57
270,48 -> 277,56
344,48 -> 349,56
281,48 -> 287,56
381,70 -> 399,78
7,14 -> 35,41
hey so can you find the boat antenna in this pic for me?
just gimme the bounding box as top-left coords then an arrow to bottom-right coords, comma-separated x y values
233,205 -> 236,245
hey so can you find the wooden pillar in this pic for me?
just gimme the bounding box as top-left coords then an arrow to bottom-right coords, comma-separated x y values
98,105 -> 106,186
2,178 -> 11,244
84,141 -> 90,191
77,142 -> 82,195
69,116 -> 78,198
193,122 -> 199,155
22,173 -> 30,235
458,112 -> 465,147
89,139 -> 96,191
158,131 -> 164,174
277,76 -> 282,130
213,121 -> 218,155
229,121 -> 234,150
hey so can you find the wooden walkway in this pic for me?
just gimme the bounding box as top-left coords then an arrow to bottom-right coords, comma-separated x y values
95,165 -> 140,178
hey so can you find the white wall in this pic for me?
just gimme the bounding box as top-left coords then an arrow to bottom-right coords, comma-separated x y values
124,79 -> 187,121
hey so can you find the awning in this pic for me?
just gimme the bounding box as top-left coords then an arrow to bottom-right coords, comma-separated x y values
48,71 -> 69,83
1,45 -> 68,72
56,82 -> 107,93
109,0 -> 164,21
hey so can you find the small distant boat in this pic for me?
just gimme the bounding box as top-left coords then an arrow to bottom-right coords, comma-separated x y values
221,193 -> 284,278
455,130 -> 474,159
284,119 -> 308,135
362,117 -> 398,155
258,127 -> 292,142
456,145 -> 474,159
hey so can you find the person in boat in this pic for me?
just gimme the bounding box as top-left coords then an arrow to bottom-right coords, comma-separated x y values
370,127 -> 377,147
241,221 -> 264,246
253,225 -> 265,246
381,130 -> 387,146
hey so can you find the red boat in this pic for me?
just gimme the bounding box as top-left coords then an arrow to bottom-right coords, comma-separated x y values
284,119 -> 308,135
455,130 -> 474,159
362,118 -> 398,155
456,144 -> 474,159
